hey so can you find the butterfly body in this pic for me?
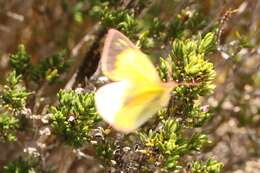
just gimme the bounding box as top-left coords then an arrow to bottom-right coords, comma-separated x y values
95,29 -> 175,133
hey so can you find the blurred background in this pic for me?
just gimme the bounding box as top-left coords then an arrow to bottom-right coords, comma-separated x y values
0,0 -> 259,173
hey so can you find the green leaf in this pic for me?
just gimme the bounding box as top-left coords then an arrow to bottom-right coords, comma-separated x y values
198,33 -> 216,54
9,44 -> 31,75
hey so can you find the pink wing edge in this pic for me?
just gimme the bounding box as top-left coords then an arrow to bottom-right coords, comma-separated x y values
101,29 -> 136,66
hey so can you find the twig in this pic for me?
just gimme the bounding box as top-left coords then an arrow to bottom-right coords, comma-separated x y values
64,23 -> 105,89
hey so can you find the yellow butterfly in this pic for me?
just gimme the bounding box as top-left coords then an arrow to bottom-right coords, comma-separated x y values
95,29 -> 176,133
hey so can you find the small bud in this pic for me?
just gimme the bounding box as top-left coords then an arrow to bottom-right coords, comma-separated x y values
201,105 -> 209,112
68,115 -> 75,122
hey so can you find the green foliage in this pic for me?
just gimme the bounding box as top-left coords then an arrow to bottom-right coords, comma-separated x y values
167,8 -> 209,39
71,1 -> 85,23
198,33 -> 216,55
159,33 -> 216,88
30,51 -> 69,83
137,18 -> 166,51
9,45 -> 69,84
9,44 -> 31,75
50,89 -> 100,147
236,31 -> 255,49
132,28 -> 220,172
191,159 -> 224,173
140,119 -> 209,170
187,104 -> 211,127
168,32 -> 216,85
4,158 -> 37,173
3,157 -> 55,173
157,33 -> 216,129
88,0 -> 120,17
99,8 -> 138,38
0,114 -> 18,141
93,128 -> 115,166
0,71 -> 30,142
1,71 -> 30,110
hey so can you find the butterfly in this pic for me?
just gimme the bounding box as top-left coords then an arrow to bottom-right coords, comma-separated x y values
95,29 -> 177,133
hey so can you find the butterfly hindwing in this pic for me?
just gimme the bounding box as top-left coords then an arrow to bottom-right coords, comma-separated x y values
95,81 -> 130,125
95,81 -> 170,133
113,85 -> 171,132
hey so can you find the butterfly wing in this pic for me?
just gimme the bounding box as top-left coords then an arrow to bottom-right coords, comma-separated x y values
95,81 -> 131,125
113,86 -> 171,133
101,29 -> 160,83
96,29 -> 174,133
95,81 -> 172,133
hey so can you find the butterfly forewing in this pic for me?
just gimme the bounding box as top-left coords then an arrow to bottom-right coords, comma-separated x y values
101,29 -> 136,76
102,29 -> 161,83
